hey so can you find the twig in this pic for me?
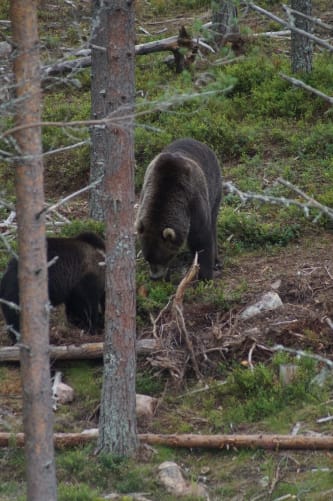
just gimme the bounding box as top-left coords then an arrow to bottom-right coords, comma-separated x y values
0,231 -> 18,259
173,252 -> 199,308
39,176 -> 103,216
247,342 -> 256,371
324,265 -> 333,281
223,179 -> 333,221
279,73 -> 333,105
277,177 -> 333,220
273,344 -> 333,369
172,253 -> 201,379
317,415 -> 333,424
0,298 -> 20,311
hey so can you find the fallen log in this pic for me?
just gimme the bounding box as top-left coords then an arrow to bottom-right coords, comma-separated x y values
140,433 -> 333,450
0,338 -> 159,363
1,431 -> 333,450
43,27 -> 204,78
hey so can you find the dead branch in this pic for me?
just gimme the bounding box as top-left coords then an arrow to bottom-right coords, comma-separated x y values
279,73 -> 333,105
42,27 -> 211,79
2,430 -> 333,450
0,339 -> 160,363
171,253 -> 201,379
277,177 -> 333,220
272,344 -> 333,369
223,179 -> 333,221
172,252 -> 199,309
282,4 -> 333,32
146,255 -> 203,380
249,2 -> 333,52
39,176 -> 103,217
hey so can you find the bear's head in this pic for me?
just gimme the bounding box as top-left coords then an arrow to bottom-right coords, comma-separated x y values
136,220 -> 187,280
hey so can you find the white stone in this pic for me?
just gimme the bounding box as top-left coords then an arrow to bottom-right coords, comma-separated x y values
240,291 -> 283,320
54,382 -> 74,404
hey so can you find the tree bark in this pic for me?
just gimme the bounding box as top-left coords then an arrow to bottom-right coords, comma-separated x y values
211,0 -> 240,48
91,0 -> 138,457
2,431 -> 333,451
291,0 -> 313,73
0,338 -> 159,363
10,1 -> 57,499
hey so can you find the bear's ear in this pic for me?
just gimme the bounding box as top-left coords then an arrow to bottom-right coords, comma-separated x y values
136,220 -> 144,235
162,227 -> 176,242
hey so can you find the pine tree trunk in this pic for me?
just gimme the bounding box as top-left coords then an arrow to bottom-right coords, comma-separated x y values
291,0 -> 313,73
10,1 -> 57,498
92,0 -> 138,456
211,0 -> 239,48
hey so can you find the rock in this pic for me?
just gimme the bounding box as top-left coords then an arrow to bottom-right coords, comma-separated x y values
158,461 -> 209,499
136,394 -> 158,420
54,382 -> 74,404
240,291 -> 283,320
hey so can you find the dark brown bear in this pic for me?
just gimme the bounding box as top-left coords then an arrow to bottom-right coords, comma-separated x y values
135,138 -> 222,281
0,232 -> 105,344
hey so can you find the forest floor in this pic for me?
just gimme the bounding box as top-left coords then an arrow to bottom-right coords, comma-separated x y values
0,197 -> 333,500
1,0 -> 333,498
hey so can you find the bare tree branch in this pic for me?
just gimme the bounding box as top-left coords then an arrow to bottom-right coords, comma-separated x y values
279,73 -> 333,104
223,179 -> 333,221
39,176 -> 103,216
282,4 -> 333,32
249,2 -> 333,52
277,177 -> 333,220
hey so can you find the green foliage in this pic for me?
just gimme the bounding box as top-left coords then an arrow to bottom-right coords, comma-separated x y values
56,219 -> 105,239
115,468 -> 147,494
63,362 -> 101,405
149,0 -> 210,15
208,354 -> 323,427
58,482 -> 101,501
185,278 -> 248,309
218,206 -> 301,251
136,273 -> 175,323
136,370 -> 165,395
0,0 -> 9,18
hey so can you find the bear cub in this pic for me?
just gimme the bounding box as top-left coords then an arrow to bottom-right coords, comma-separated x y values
136,138 -> 222,281
0,232 -> 105,344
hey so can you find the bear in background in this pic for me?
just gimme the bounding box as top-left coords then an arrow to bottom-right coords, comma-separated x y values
136,138 -> 222,281
0,232 -> 105,344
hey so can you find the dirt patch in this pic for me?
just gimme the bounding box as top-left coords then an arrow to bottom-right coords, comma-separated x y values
135,232 -> 333,380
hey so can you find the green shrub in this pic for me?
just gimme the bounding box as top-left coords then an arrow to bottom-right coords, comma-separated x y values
218,206 -> 301,251
211,354 -> 323,426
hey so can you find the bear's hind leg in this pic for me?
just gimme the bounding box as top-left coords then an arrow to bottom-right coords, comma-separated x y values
65,274 -> 103,333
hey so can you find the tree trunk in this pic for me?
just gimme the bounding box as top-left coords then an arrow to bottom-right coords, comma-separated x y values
211,0 -> 239,48
291,0 -> 313,73
10,1 -> 57,499
92,0 -> 138,456
89,1 -> 107,221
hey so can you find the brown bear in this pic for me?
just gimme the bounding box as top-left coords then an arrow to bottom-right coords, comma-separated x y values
135,138 -> 222,281
0,232 -> 105,344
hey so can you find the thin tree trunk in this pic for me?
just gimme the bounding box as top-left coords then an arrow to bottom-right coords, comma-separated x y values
11,0 -> 57,501
10,1 -> 57,499
211,0 -> 239,48
291,0 -> 313,73
93,0 -> 138,456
